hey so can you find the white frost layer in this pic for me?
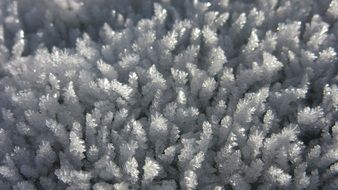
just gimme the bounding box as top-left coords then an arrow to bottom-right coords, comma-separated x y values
0,0 -> 338,189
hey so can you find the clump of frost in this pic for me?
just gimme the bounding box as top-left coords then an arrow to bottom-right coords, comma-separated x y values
0,0 -> 338,189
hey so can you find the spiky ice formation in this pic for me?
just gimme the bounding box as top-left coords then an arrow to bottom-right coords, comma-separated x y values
0,0 -> 337,189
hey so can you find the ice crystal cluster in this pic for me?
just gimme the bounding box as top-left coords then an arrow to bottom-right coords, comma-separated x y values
0,0 -> 338,189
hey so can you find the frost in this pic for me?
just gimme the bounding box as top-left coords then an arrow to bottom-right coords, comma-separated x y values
182,170 -> 197,190
124,157 -> 139,184
327,0 -> 338,19
143,157 -> 161,182
0,0 -> 337,189
267,166 -> 292,187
